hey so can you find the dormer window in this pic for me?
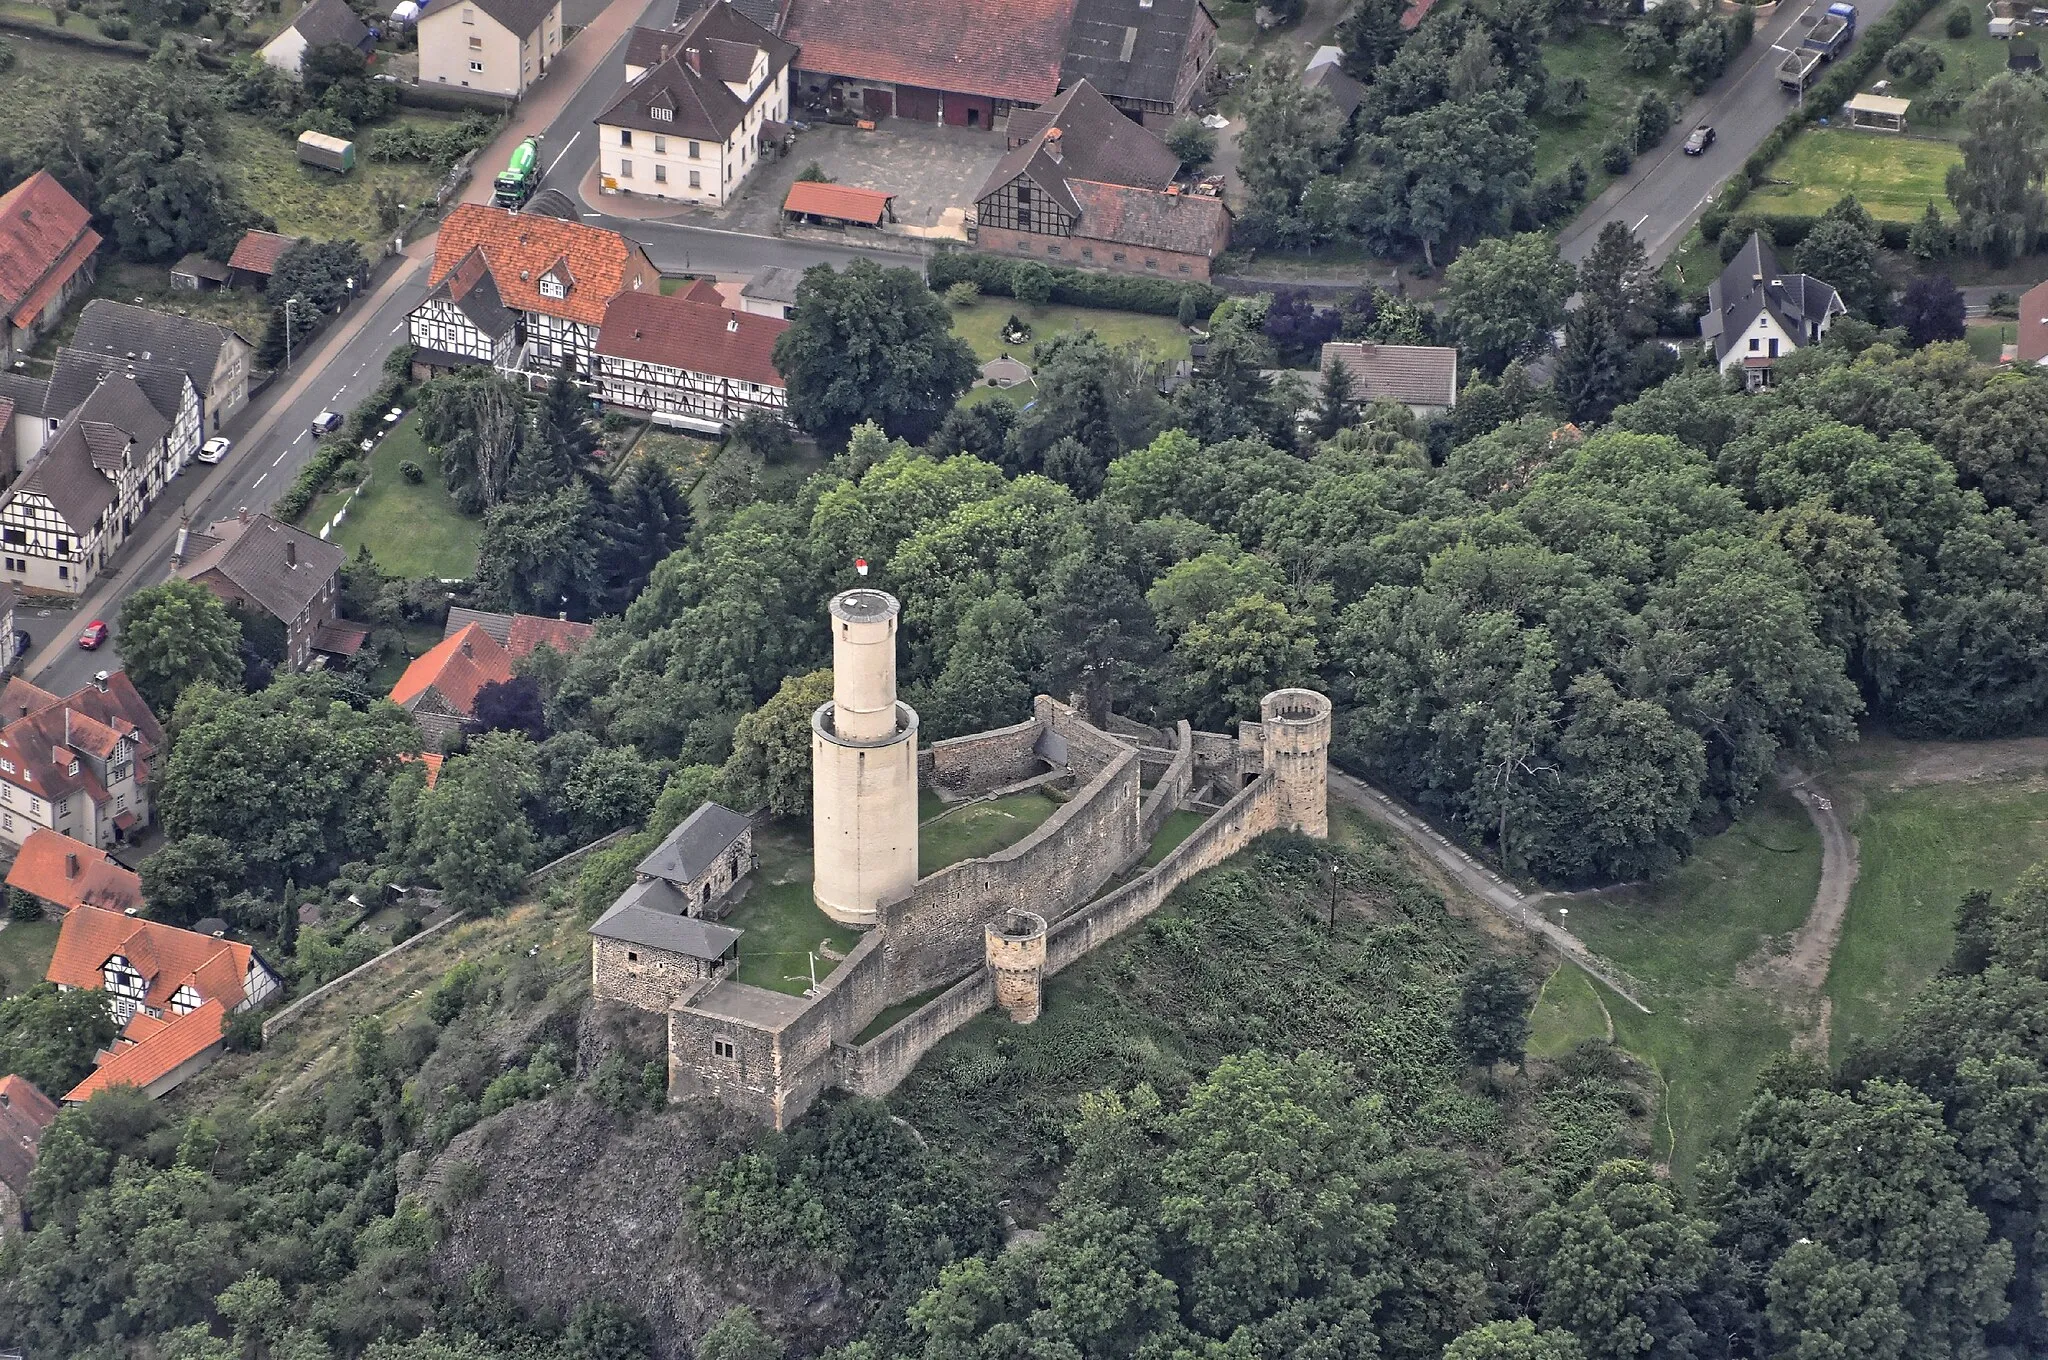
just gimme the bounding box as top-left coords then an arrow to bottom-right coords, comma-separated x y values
68,759 -> 79,776
651,105 -> 673,121
539,275 -> 566,300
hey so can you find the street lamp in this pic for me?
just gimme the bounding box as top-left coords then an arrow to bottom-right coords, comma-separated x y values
284,296 -> 303,371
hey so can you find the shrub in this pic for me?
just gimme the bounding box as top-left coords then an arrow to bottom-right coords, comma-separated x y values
7,887 -> 42,922
1012,261 -> 1055,307
795,160 -> 829,182
1602,140 -> 1634,175
1989,290 -> 2020,317
1164,115 -> 1217,170
224,1009 -> 265,1052
944,280 -> 979,307
0,38 -> 16,70
332,458 -> 363,485
927,250 -> 1223,318
1635,92 -> 1673,148
98,14 -> 129,37
1947,2 -> 1972,36
400,459 -> 425,483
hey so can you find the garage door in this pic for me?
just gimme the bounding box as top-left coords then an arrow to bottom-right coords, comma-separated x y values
863,86 -> 894,118
894,85 -> 941,121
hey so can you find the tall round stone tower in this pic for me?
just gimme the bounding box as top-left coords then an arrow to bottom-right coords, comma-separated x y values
811,589 -> 920,927
1261,688 -> 1333,838
985,909 -> 1048,1024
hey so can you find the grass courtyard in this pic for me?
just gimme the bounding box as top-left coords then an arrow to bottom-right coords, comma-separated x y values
920,790 -> 1063,876
948,301 -> 1191,366
1749,128 -> 1960,221
724,824 -> 865,995
0,918 -> 60,1000
1537,788 -> 1822,1182
308,414 -> 481,581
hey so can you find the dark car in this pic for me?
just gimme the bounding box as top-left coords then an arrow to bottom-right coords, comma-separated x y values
311,410 -> 344,437
1683,125 -> 1716,155
12,630 -> 27,659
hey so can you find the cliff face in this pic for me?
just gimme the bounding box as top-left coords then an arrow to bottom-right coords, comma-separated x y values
421,1001 -> 856,1358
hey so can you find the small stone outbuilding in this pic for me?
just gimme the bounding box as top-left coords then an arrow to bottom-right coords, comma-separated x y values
589,803 -> 755,1011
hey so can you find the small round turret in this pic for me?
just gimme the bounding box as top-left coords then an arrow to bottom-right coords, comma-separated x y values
1260,688 -> 1332,838
985,909 -> 1049,1024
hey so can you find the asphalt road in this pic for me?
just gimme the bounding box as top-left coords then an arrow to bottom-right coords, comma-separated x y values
1557,0 -> 1907,273
28,269 -> 431,698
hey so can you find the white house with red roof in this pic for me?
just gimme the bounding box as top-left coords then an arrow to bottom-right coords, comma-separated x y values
0,172 -> 101,366
594,287 -> 788,432
0,671 -> 163,851
47,906 -> 281,1103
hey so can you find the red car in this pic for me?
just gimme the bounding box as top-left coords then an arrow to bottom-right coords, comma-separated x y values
77,620 -> 108,649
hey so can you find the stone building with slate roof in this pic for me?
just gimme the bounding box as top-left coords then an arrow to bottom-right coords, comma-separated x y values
1701,232 -> 1846,391
174,511 -> 347,671
783,0 -> 1076,127
598,1 -> 796,207
71,300 -> 254,434
1059,0 -> 1217,120
590,802 -> 754,1010
972,79 -> 1229,279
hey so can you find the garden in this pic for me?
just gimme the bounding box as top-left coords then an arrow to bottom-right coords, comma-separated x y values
306,413 -> 482,581
1747,125 -> 1960,221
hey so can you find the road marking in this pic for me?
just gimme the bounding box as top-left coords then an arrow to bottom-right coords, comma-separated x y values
391,321 -> 406,334
1633,214 -> 1650,230
273,450 -> 288,466
333,388 -> 345,400
253,473 -> 267,487
293,431 -> 306,444
544,132 -> 581,182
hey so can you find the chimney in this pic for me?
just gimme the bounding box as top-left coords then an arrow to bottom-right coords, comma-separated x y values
238,506 -> 250,524
686,45 -> 701,73
65,852 -> 79,880
461,638 -> 474,659
285,540 -> 297,567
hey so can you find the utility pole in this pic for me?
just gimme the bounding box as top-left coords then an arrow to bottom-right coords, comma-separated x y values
1325,858 -> 1338,931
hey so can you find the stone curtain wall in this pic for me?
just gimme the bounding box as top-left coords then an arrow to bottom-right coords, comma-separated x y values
1045,770 -> 1280,977
834,970 -> 995,1097
1035,695 -> 1137,779
592,936 -> 718,1013
878,750 -> 1145,997
1139,720 -> 1195,842
1189,729 -> 1243,794
925,716 -> 1045,797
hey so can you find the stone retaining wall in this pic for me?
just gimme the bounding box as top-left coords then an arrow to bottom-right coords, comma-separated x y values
834,970 -> 994,1096
924,715 -> 1044,797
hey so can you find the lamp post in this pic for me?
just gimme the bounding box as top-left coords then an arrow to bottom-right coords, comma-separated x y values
285,296 -> 302,372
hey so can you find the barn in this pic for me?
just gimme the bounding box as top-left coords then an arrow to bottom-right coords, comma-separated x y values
781,0 -> 1076,128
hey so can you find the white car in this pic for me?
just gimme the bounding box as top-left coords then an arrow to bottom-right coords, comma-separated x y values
197,437 -> 231,464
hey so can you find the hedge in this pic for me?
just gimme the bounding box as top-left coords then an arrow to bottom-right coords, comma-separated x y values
928,250 -> 1223,318
1697,0 -> 1948,244
274,437 -> 354,524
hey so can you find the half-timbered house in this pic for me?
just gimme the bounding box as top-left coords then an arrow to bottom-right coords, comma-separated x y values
0,670 -> 164,851
414,205 -> 659,381
594,288 -> 788,433
406,244 -> 520,378
47,347 -> 202,483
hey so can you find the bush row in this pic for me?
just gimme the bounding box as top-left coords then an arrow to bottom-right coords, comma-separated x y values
1707,210 -> 1915,252
276,368 -> 413,523
928,250 -> 1223,317
1698,0 -> 1949,242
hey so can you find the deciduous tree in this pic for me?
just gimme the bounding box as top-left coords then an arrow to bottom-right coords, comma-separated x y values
116,580 -> 242,714
1443,233 -> 1576,375
721,670 -> 833,816
1947,72 -> 2048,264
771,260 -> 978,446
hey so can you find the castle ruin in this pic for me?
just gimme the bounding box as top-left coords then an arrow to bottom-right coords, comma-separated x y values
590,588 -> 1332,1128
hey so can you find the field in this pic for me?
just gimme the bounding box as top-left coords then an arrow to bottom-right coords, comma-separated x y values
919,790 -> 1062,875
1536,788 -> 1822,1181
1820,742 -> 2048,1055
1532,27 -> 1687,196
0,918 -> 59,1000
1749,127 -> 1960,221
312,414 -> 482,581
722,825 -> 865,995
216,115 -> 454,248
0,35 -> 131,131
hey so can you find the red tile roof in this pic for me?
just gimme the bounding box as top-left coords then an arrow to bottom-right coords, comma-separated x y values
784,0 -> 1075,103
400,751 -> 445,788
595,290 -> 787,387
6,829 -> 143,914
1399,0 -> 1436,28
228,229 -> 297,276
782,181 -> 894,226
506,613 -> 597,659
389,622 -> 514,716
0,172 -> 100,329
0,671 -> 162,807
430,204 -> 655,328
64,997 -> 226,1103
2020,280 -> 2048,366
675,276 -> 724,304
48,906 -> 258,1012
0,1072 -> 57,1195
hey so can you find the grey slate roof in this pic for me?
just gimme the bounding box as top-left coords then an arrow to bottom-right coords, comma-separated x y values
11,372 -> 165,533
606,0 -> 795,137
0,373 -> 49,419
1320,341 -> 1460,408
1302,48 -> 1364,120
286,0 -> 373,50
47,348 -> 191,427
601,53 -> 751,139
589,876 -> 745,959
468,0 -> 557,37
740,265 -> 803,305
1060,0 -> 1211,109
421,246 -> 516,341
638,801 -> 751,885
179,513 -> 345,624
1700,232 -> 1846,364
70,301 -> 244,390
980,79 -> 1182,205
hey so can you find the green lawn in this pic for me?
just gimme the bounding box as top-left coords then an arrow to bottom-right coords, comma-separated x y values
1142,810 -> 1207,868
1894,3 -> 2012,140
0,919 -> 60,1000
1527,961 -> 1613,1060
1966,320 -> 2016,364
920,790 -> 1062,876
316,414 -> 482,581
948,301 -> 1191,366
1827,775 -> 2048,1056
1554,787 -> 1823,1182
1750,127 -> 1960,221
724,824 -> 864,995
217,114 -> 455,248
1533,27 -> 1687,197
854,982 -> 953,1042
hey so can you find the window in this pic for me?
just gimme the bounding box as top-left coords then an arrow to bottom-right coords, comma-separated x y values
1177,263 -> 1191,274
461,4 -> 472,17
1,529 -> 20,545
470,60 -> 484,71
654,163 -> 667,183
653,135 -> 666,153
469,34 -> 482,47
1081,246 -> 1093,259
652,106 -> 673,121
688,169 -> 701,188
1749,337 -> 1760,352
688,140 -> 700,158
1016,239 -> 1030,252
627,950 -> 639,961
57,565 -> 67,580
620,129 -> 633,147
67,759 -> 77,776
2,813 -> 13,833
713,1038 -> 737,1059
1112,251 -> 1126,263
2,558 -> 18,573
539,275 -> 565,299
619,158 -> 633,178
30,798 -> 39,816
54,537 -> 66,554
1145,257 -> 1158,270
